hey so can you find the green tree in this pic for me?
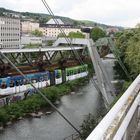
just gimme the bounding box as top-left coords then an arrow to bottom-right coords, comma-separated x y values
0,109 -> 9,125
90,27 -> 106,41
125,28 -> 140,78
58,31 -> 85,38
80,114 -> 98,139
47,40 -> 54,46
31,29 -> 43,37
114,28 -> 140,79
57,33 -> 65,38
68,31 -> 85,38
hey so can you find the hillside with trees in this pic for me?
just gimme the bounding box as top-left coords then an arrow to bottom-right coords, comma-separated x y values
0,7 -> 123,30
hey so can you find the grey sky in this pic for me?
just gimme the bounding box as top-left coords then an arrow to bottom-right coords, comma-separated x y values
0,0 -> 140,27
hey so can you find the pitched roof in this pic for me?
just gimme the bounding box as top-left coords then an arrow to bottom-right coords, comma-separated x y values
46,19 -> 64,25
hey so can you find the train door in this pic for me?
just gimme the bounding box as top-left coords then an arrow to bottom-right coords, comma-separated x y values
55,69 -> 62,84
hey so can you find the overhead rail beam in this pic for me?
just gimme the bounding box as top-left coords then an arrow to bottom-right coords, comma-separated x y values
0,46 -> 85,54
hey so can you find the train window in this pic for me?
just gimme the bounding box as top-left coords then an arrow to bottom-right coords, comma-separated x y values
81,68 -> 84,72
15,80 -> 20,86
23,79 -> 26,85
31,79 -> 37,83
23,79 -> 30,85
26,80 -> 30,84
66,72 -> 68,76
69,70 -> 72,75
68,71 -> 71,76
73,70 -> 76,74
35,77 -> 39,82
44,75 -> 48,81
0,82 -> 7,89
9,80 -> 15,87
38,77 -> 42,82
19,80 -> 23,86
71,70 -> 75,75
83,67 -> 86,72
56,73 -> 60,79
78,69 -> 80,73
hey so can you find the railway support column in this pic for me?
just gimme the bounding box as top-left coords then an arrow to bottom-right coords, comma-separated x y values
49,70 -> 56,86
87,39 -> 115,107
62,68 -> 66,83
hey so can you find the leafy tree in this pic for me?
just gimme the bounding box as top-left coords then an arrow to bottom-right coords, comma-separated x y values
80,114 -> 98,139
47,40 -> 54,46
0,109 -> 9,125
57,33 -> 65,38
124,28 -> 140,78
58,31 -> 85,38
31,29 -> 43,37
114,28 -> 140,79
90,27 -> 106,41
113,29 -> 135,80
68,31 -> 85,38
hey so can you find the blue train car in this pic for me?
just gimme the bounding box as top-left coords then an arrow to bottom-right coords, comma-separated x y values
0,72 -> 50,88
0,65 -> 88,96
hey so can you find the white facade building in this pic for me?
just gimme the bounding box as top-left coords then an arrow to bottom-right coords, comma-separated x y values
39,19 -> 81,37
21,36 -> 42,45
21,21 -> 39,34
0,17 -> 20,49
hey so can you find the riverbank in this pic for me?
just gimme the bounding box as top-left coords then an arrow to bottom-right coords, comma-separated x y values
0,77 -> 89,129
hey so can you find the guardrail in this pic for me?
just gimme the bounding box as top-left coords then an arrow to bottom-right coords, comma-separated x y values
87,74 -> 140,140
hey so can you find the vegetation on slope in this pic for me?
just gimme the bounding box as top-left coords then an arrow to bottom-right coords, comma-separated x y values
0,7 -> 123,30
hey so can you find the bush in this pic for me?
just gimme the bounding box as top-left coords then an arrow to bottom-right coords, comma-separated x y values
5,104 -> 24,118
80,114 -> 98,139
0,109 -> 10,125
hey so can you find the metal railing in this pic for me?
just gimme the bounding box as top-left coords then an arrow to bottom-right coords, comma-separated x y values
87,74 -> 140,140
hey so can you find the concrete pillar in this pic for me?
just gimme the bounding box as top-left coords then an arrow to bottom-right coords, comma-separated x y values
49,71 -> 55,86
61,68 -> 66,83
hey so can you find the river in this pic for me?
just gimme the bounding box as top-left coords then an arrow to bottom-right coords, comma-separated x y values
0,59 -> 115,140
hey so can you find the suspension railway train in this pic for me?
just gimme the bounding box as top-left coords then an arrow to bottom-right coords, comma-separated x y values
0,64 -> 88,98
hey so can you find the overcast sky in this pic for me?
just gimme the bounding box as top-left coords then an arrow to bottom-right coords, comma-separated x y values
0,0 -> 140,27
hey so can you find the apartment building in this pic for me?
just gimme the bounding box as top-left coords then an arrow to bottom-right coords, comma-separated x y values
0,17 -> 20,49
40,19 -> 81,37
21,21 -> 39,34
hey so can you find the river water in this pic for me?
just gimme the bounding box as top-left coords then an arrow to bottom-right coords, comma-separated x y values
0,59 -> 115,140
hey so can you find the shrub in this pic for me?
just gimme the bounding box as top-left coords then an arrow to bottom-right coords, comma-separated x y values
0,109 -> 10,125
